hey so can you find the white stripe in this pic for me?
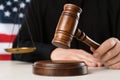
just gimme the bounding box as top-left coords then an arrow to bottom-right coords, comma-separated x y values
0,43 -> 12,54
0,23 -> 21,35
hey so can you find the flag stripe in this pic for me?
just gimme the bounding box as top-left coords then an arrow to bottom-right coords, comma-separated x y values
0,54 -> 11,60
0,43 -> 12,54
0,34 -> 16,42
0,0 -> 30,60
0,23 -> 20,35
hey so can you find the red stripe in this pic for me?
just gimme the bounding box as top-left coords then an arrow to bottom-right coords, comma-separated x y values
0,54 -> 11,60
0,34 -> 16,42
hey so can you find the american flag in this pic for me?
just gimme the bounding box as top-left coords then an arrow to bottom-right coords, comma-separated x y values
0,0 -> 30,60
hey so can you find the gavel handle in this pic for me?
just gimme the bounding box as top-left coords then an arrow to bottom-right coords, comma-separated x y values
75,29 -> 100,49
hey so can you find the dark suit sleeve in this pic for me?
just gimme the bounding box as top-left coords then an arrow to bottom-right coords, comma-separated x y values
12,0 -> 56,62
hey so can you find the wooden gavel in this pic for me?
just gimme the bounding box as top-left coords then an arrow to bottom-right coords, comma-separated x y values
52,4 -> 100,49
33,4 -> 93,76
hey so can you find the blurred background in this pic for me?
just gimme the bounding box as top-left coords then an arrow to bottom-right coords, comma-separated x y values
0,0 -> 30,60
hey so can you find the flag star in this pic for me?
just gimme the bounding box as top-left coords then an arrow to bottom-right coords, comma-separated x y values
19,13 -> 24,18
4,11 -> 11,17
26,0 -> 30,3
14,0 -> 18,2
0,4 -> 4,10
12,7 -> 18,12
6,1 -> 12,6
20,2 -> 26,8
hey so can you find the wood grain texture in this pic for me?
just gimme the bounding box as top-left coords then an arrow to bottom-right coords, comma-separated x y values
33,60 -> 88,76
52,4 -> 100,49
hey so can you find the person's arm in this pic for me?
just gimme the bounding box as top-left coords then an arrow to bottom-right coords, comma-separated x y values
12,0 -> 56,62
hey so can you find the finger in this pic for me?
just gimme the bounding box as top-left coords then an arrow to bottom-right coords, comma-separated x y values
101,41 -> 120,62
97,62 -> 104,67
61,52 -> 98,67
93,38 -> 117,58
109,61 -> 120,69
72,56 -> 97,67
74,55 -> 98,67
105,53 -> 120,66
84,60 -> 97,67
80,50 -> 103,67
90,47 -> 95,52
76,50 -> 98,63
74,50 -> 101,67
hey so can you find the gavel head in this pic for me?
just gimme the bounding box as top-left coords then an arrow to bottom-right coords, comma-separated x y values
52,4 -> 82,48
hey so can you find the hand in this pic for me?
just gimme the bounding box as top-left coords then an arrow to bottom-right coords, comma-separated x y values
51,48 -> 102,67
93,37 -> 120,69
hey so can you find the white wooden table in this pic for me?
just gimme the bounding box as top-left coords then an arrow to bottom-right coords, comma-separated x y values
0,61 -> 120,80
